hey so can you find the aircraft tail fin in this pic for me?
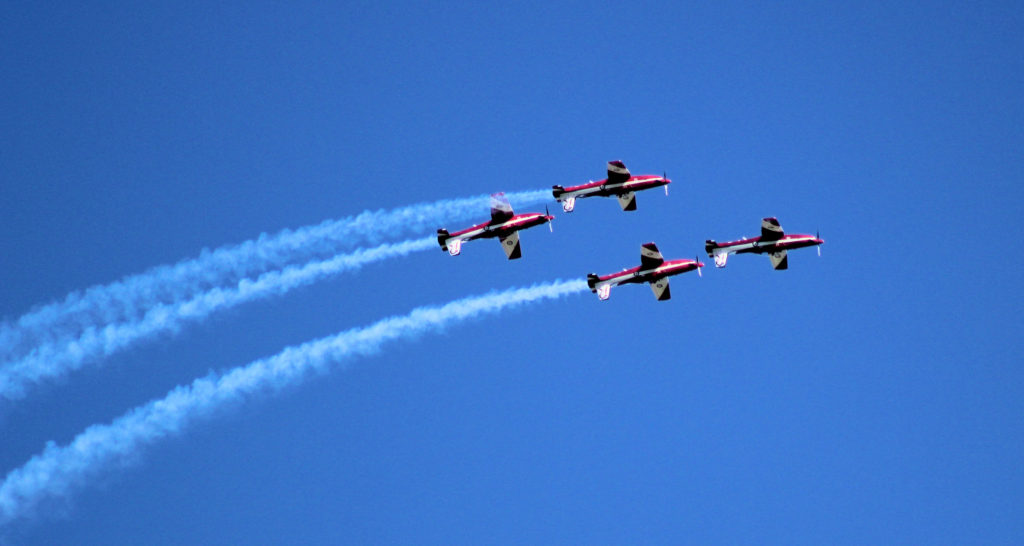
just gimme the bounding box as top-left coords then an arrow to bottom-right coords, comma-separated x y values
705,239 -> 718,256
586,273 -> 600,292
552,185 -> 565,199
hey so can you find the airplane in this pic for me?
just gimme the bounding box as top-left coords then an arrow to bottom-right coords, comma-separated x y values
437,193 -> 554,259
587,242 -> 703,301
552,160 -> 670,212
705,217 -> 824,270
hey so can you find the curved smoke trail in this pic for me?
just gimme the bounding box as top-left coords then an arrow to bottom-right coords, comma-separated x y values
0,189 -> 551,362
0,278 -> 587,527
0,237 -> 435,400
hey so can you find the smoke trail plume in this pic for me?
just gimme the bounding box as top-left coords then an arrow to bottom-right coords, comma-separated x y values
0,278 -> 586,526
0,189 -> 551,362
0,237 -> 435,400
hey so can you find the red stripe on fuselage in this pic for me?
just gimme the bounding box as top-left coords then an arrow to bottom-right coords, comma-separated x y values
598,259 -> 700,285
714,234 -> 822,253
563,175 -> 669,195
448,213 -> 552,240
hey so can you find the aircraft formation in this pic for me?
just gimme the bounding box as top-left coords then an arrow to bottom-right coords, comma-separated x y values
437,160 -> 824,301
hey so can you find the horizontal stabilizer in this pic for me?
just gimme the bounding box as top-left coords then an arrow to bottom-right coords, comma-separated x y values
437,229 -> 450,252
448,238 -> 462,256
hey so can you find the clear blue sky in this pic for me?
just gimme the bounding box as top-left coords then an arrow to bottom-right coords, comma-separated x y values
2,1 -> 1022,543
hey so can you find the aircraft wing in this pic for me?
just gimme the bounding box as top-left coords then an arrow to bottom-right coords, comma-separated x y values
769,249 -> 788,270
650,278 -> 671,301
640,242 -> 664,269
761,217 -> 784,241
490,193 -> 514,223
616,191 -> 637,211
607,160 -> 631,184
499,230 -> 522,259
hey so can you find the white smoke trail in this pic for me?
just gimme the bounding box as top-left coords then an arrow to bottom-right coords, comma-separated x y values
0,237 -> 436,400
0,278 -> 586,526
0,189 -> 552,362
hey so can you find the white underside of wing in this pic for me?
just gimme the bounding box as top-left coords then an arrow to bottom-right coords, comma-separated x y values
500,231 -> 520,258
617,191 -> 636,210
650,278 -> 670,300
769,249 -> 788,269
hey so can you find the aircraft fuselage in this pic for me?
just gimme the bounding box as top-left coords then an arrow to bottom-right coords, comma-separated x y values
558,175 -> 669,200
594,258 -> 700,288
447,213 -> 552,242
711,234 -> 823,256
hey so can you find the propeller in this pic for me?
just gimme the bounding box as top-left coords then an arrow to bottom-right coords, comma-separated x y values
816,229 -> 821,256
546,205 -> 553,232
664,171 -> 669,195
696,255 -> 702,277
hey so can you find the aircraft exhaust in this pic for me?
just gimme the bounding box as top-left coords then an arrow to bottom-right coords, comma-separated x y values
0,278 -> 588,525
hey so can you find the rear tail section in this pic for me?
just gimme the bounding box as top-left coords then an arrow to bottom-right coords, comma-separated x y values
437,229 -> 450,251
705,239 -> 718,256
552,186 -> 577,212
587,273 -> 600,292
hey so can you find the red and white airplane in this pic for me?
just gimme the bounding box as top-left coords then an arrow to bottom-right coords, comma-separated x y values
705,217 -> 824,270
437,193 -> 554,260
587,242 -> 703,301
552,160 -> 670,212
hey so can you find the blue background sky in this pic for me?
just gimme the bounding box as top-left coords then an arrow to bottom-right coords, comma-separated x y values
2,1 -> 1023,543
